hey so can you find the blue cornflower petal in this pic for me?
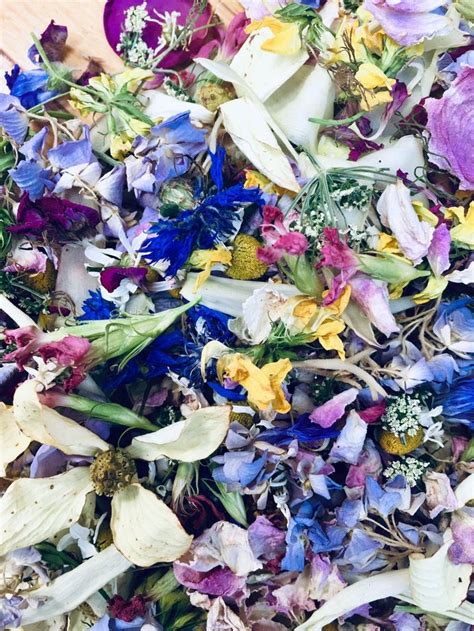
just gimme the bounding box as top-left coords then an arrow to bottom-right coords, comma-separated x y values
437,377 -> 474,427
259,414 -> 340,446
79,290 -> 116,321
209,145 -> 226,191
187,305 -> 235,345
0,95 -> 28,143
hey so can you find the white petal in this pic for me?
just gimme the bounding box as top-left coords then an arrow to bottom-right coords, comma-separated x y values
408,537 -> 471,613
126,406 -> 230,462
266,64 -> 334,153
220,97 -> 300,192
455,474 -> 474,507
14,380 -> 109,457
0,467 -> 93,556
446,261 -> 474,285
228,28 -> 308,101
19,545 -> 131,626
55,243 -> 99,316
295,569 -> 410,630
143,89 -> 214,126
0,403 -> 30,475
111,484 -> 192,566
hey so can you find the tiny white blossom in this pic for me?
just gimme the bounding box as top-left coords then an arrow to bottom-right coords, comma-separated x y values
384,457 -> 429,487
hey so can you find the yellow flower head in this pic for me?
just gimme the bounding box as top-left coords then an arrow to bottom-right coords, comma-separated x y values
446,202 -> 474,247
188,245 -> 232,291
245,16 -> 301,55
225,234 -> 268,281
217,353 -> 292,414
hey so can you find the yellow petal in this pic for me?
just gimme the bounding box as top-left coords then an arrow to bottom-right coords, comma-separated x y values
261,358 -> 292,414
412,201 -> 438,227
126,406 -> 230,462
377,232 -> 402,255
413,276 -> 449,304
218,353 -> 275,410
0,467 -> 93,556
13,380 -> 109,457
246,17 -> 301,55
355,63 -> 396,90
0,403 -> 30,476
111,483 -> 192,566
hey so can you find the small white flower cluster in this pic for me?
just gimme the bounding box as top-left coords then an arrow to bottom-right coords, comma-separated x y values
383,457 -> 429,487
382,394 -> 422,437
157,11 -> 183,48
123,1 -> 149,33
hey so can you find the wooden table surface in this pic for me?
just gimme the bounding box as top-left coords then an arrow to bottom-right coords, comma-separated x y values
0,0 -> 242,88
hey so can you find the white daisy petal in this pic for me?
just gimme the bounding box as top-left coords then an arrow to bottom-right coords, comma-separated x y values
14,380 -> 109,457
0,467 -> 93,556
0,403 -> 30,476
111,483 -> 192,566
19,545 -> 131,626
126,405 -> 230,462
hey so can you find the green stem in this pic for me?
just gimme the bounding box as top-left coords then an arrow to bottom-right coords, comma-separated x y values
41,391 -> 157,431
31,33 -> 96,96
309,111 -> 365,127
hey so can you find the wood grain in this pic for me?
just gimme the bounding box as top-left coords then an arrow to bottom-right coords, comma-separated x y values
0,0 -> 242,87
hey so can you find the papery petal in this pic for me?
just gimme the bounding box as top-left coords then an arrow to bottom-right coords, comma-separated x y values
424,471 -> 458,518
95,164 -> 126,206
377,181 -> 434,264
427,223 -> 451,276
425,66 -> 474,190
349,273 -> 399,337
309,388 -> 358,428
9,161 -> 51,200
0,467 -> 93,555
111,483 -> 192,566
126,406 -> 230,462
0,94 -> 28,143
13,379 -> 109,456
329,410 -> 367,464
19,545 -> 131,626
0,404 -> 30,476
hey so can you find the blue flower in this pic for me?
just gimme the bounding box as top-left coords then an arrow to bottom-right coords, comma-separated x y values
0,95 -> 28,143
437,377 -> 474,428
259,414 -> 340,446
79,290 -> 116,321
9,161 -> 53,200
209,144 -> 226,191
365,477 -> 402,518
281,501 -> 331,571
187,305 -> 235,345
5,65 -> 58,109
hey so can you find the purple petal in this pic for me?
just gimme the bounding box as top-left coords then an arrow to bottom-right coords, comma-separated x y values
427,223 -> 451,276
19,126 -> 49,161
28,21 -> 68,64
329,411 -> 367,465
95,165 -> 126,206
48,133 -> 95,169
9,161 -> 52,200
364,0 -> 451,46
425,66 -> 474,190
100,266 -> 147,292
310,388 -> 358,427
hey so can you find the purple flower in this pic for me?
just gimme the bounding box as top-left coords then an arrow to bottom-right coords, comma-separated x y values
389,612 -> 421,630
309,388 -> 358,428
322,127 -> 383,161
363,0 -> 453,46
9,160 -> 53,200
100,267 -> 148,293
365,476 -> 402,518
449,508 -> 474,565
425,66 -> 474,190
103,0 -> 220,69
427,223 -> 451,276
28,21 -> 68,63
248,516 -> 285,562
8,193 -> 100,240
0,95 -> 28,143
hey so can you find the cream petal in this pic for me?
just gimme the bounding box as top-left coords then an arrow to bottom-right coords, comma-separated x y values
220,97 -> 300,192
111,483 -> 192,566
126,406 -> 230,462
14,380 -> 109,456
0,403 -> 30,475
19,545 -> 131,626
0,467 -> 93,556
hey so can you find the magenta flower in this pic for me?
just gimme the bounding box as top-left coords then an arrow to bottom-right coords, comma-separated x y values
363,0 -> 453,46
36,337 -> 91,391
425,66 -> 474,191
258,205 -> 308,264
319,228 -> 358,271
103,0 -> 220,69
100,267 -> 148,293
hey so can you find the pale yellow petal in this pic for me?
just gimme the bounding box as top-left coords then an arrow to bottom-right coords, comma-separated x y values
20,545 -> 131,626
126,406 -> 230,462
0,403 -> 30,476
0,467 -> 93,556
14,380 -> 109,457
111,484 -> 192,566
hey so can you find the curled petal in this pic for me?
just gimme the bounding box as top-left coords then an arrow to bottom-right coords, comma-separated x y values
111,483 -> 193,566
0,404 -> 30,475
